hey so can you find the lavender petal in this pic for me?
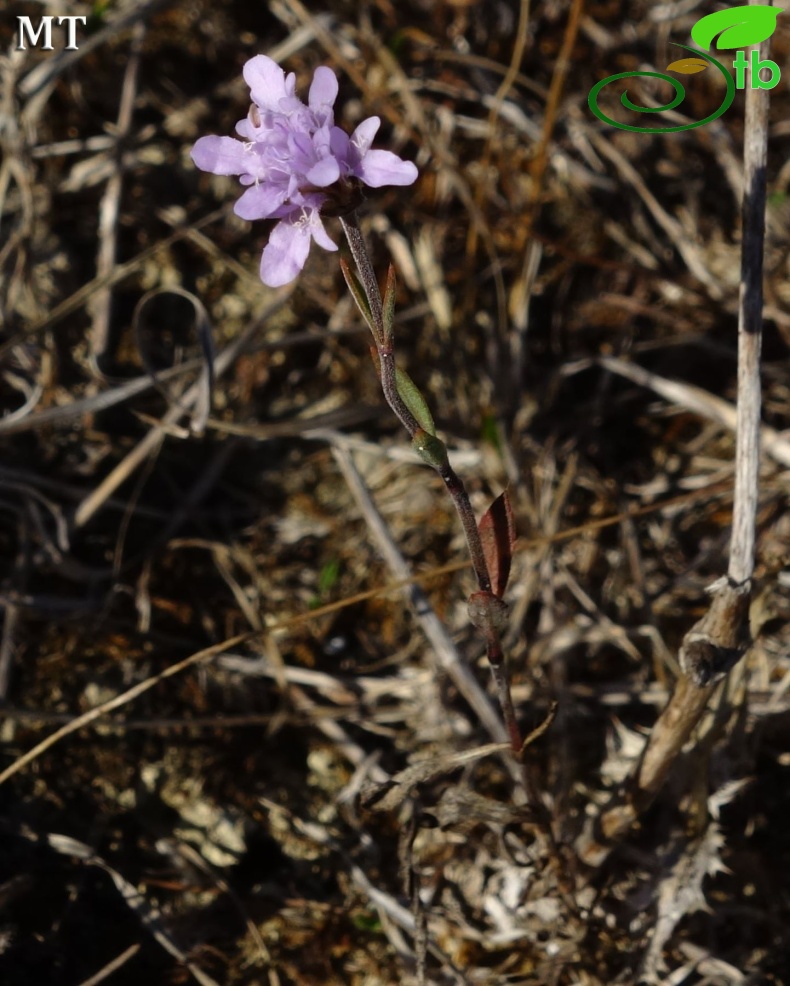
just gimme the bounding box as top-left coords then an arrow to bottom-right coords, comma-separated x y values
260,219 -> 312,287
191,136 -> 251,176
356,149 -> 418,187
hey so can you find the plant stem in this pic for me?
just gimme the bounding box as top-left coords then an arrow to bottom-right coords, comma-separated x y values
487,639 -> 521,748
340,213 -> 383,330
341,213 -> 421,435
341,211 -> 494,596
437,464 -> 492,595
339,211 -> 532,770
729,38 -> 766,586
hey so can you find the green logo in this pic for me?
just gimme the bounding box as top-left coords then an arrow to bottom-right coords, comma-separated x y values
588,4 -> 782,134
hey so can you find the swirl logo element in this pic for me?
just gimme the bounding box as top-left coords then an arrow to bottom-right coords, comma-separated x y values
588,46 -> 735,134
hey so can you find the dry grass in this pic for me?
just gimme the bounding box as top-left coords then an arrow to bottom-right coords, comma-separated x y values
1,1 -> 790,983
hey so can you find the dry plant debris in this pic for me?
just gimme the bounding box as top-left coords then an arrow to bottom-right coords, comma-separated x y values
1,1 -> 790,984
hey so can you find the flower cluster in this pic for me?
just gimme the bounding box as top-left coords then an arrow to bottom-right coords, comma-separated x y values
191,55 -> 418,287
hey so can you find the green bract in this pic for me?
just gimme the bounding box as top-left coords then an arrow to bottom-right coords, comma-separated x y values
411,430 -> 449,469
396,368 -> 436,436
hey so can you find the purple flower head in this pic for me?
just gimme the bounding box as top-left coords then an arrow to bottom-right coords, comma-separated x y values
191,55 -> 418,287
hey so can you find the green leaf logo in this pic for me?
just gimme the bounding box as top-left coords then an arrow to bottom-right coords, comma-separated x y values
691,4 -> 782,51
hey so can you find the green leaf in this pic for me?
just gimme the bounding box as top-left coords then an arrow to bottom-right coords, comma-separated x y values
340,258 -> 379,341
690,5 -> 781,51
396,367 -> 436,436
411,430 -> 449,469
351,910 -> 383,933
381,264 -> 396,346
480,412 -> 502,453
318,558 -> 340,595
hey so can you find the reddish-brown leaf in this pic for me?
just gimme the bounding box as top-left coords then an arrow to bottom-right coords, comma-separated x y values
478,489 -> 516,598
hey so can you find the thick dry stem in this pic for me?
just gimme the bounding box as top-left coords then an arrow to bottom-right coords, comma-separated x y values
578,33 -> 768,865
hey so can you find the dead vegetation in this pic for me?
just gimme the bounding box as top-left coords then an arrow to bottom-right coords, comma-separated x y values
1,0 -> 790,983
